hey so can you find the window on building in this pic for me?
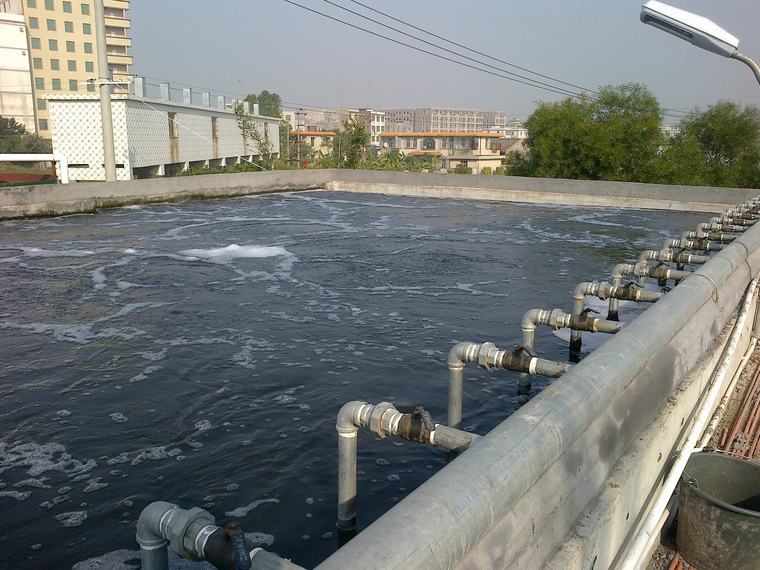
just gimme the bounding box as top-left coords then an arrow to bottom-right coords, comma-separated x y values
46,18 -> 55,30
51,78 -> 61,90
66,40 -> 75,52
82,22 -> 90,34
27,0 -> 36,7
28,16 -> 38,28
34,77 -> 44,89
69,79 -> 78,91
50,58 -> 59,70
32,57 -> 43,69
86,83 -> 95,92
62,0 -> 71,11
80,2 -> 89,15
85,61 -> 93,72
30,37 -> 41,49
64,20 -> 73,32
37,98 -> 46,110
38,118 -> 48,131
44,0 -> 53,9
83,42 -> 92,53
48,38 -> 57,51
67,60 -> 76,71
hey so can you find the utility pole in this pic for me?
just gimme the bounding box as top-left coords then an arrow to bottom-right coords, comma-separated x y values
94,0 -> 116,181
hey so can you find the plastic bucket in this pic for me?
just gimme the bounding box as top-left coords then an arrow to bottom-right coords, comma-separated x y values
677,452 -> 760,569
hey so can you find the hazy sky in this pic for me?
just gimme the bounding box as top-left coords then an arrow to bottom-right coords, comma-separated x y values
130,1 -> 760,121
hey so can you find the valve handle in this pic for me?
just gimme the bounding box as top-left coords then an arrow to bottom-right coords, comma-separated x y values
225,522 -> 252,570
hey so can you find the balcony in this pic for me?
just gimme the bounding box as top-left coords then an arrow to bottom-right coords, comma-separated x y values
106,35 -> 132,48
104,15 -> 131,29
106,53 -> 133,66
104,0 -> 130,9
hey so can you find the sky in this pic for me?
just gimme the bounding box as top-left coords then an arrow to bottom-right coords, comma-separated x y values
130,0 -> 760,121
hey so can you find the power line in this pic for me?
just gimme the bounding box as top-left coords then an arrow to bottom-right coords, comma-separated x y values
322,0 -> 585,99
344,0 -> 595,95
280,0 -> 585,100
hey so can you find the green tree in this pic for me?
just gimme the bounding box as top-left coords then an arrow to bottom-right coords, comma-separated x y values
0,116 -> 51,153
245,90 -> 282,118
666,102 -> 760,188
333,118 -> 370,168
511,83 -> 662,182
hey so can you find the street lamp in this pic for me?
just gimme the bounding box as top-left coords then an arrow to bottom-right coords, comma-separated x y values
640,0 -> 760,86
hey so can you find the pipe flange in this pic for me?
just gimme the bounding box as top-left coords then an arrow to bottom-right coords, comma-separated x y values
166,507 -> 215,559
369,402 -> 395,438
477,342 -> 497,369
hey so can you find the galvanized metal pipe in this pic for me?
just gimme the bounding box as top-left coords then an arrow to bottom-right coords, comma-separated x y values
662,238 -> 725,252
316,202 -> 760,570
336,400 -> 479,531
570,281 -> 661,356
447,342 -> 567,426
136,502 -> 303,570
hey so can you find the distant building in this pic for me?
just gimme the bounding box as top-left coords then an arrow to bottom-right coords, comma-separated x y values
352,108 -> 385,147
289,129 -> 334,157
48,91 -> 280,181
661,124 -> 681,138
383,107 -> 507,133
379,131 -> 505,173
0,0 -> 133,136
283,107 -> 350,133
0,5 -> 34,130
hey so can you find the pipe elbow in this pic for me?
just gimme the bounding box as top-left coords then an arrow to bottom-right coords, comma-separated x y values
136,501 -> 176,549
638,250 -> 657,262
573,281 -> 594,301
447,342 -> 478,367
521,309 -> 543,331
336,401 -> 368,434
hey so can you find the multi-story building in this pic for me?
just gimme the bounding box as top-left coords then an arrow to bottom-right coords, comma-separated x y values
383,107 -> 506,133
353,108 -> 385,147
379,131 -> 505,173
2,0 -> 133,137
0,1 -> 34,130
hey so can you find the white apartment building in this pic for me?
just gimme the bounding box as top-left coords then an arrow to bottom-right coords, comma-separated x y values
0,2 -> 35,130
383,107 -> 507,133
48,90 -> 280,181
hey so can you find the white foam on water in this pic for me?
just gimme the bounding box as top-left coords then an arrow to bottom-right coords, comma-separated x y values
225,497 -> 280,518
54,510 -> 87,527
179,244 -> 293,263
0,442 -> 96,478
128,365 -> 161,384
0,490 -> 31,501
0,320 -> 145,344
18,247 -> 96,258
123,248 -> 138,254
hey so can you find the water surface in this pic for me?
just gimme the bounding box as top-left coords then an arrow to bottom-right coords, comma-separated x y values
0,190 -> 707,568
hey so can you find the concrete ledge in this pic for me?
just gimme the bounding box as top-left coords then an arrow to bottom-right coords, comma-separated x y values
1,169 -> 758,219
0,169 -> 337,218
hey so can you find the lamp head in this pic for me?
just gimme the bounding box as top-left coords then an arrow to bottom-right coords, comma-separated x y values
641,1 -> 739,57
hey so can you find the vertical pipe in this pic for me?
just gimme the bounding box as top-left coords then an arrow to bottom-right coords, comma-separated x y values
337,432 -> 358,531
569,295 -> 585,358
94,0 -> 116,182
448,366 -> 464,428
140,545 -> 169,570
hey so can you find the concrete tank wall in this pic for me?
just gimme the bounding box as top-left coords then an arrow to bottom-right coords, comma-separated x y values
1,169 -> 759,218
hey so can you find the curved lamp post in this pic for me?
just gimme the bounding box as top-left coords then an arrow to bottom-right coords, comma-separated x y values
640,0 -> 760,86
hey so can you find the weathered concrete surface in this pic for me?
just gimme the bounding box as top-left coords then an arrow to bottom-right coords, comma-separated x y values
1,169 -> 758,218
329,170 -> 759,213
0,169 -> 336,218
